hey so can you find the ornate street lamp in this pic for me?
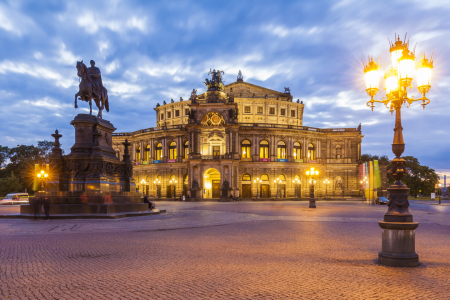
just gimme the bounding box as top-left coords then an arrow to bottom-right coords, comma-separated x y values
153,178 -> 161,199
360,177 -> 368,201
323,179 -> 330,199
253,178 -> 261,199
363,34 -> 434,267
36,170 -> 49,191
306,167 -> 319,208
274,178 -> 281,199
293,178 -> 301,200
438,183 -> 442,204
169,179 -> 178,200
140,178 -> 146,195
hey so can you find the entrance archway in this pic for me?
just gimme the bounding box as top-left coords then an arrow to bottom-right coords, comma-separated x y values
204,168 -> 221,198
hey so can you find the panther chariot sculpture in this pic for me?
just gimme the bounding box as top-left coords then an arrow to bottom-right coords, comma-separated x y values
75,60 -> 109,119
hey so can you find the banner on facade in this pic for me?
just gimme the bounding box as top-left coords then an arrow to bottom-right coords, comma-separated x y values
166,159 -> 176,163
260,158 -> 270,162
277,159 -> 288,162
294,159 -> 304,163
153,160 -> 162,164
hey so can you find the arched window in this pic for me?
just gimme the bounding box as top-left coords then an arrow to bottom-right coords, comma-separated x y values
136,146 -> 141,161
184,141 -> 189,159
115,150 -> 120,158
155,143 -> 162,160
145,144 -> 150,161
336,145 -> 342,159
241,140 -> 251,159
261,174 -> 269,181
277,141 -> 286,159
242,173 -> 251,181
169,142 -> 177,160
308,143 -> 315,160
259,140 -> 269,159
293,142 -> 302,160
278,174 -> 286,182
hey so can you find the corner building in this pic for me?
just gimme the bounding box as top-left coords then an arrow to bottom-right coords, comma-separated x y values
112,71 -> 364,200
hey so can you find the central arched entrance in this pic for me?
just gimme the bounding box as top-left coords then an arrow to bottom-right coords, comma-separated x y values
204,168 -> 221,198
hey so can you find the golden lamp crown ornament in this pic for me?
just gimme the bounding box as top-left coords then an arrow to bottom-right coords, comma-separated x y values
363,34 -> 434,113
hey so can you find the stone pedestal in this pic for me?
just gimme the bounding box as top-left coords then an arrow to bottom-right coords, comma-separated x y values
24,114 -> 147,217
309,199 -> 316,208
378,221 -> 419,267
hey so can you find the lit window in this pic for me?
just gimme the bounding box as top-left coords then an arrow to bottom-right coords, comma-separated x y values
280,109 -> 286,116
242,174 -> 251,181
261,174 -> 269,181
308,143 -> 315,160
293,142 -> 302,159
155,143 -> 162,160
277,141 -> 286,159
257,106 -> 263,114
136,146 -> 141,161
259,140 -> 269,158
241,140 -> 251,159
145,144 -> 150,161
269,107 -> 275,115
244,106 -> 251,113
184,141 -> 189,159
169,142 -> 177,159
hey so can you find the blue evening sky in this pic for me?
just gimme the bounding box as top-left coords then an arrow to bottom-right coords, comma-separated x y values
0,0 -> 449,178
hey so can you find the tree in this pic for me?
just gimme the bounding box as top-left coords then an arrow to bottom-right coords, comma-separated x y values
0,141 -> 55,192
0,171 -> 24,196
402,156 -> 439,197
0,145 -> 9,168
361,154 -> 389,163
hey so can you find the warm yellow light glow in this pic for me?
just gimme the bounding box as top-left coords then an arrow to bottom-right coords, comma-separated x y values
385,67 -> 398,95
205,182 -> 211,189
315,170 -> 319,175
398,51 -> 415,82
41,170 -> 44,174
44,174 -> 48,178
311,167 -> 314,172
293,152 -> 296,157
306,171 -> 310,175
391,49 -> 403,69
37,173 -> 41,178
416,54 -> 433,91
364,58 -> 381,92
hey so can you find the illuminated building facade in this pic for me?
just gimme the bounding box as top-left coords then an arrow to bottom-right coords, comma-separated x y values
112,71 -> 365,199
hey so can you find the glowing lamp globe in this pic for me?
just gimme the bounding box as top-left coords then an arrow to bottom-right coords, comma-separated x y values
416,55 -> 433,94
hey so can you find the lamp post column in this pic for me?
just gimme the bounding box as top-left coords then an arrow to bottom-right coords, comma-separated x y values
309,177 -> 316,208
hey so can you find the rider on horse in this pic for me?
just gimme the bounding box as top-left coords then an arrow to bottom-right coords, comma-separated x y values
88,60 -> 106,102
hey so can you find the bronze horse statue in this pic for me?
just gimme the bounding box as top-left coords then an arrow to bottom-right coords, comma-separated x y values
75,60 -> 109,118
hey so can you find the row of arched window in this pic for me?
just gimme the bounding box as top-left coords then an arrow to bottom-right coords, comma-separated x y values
241,140 -> 315,160
135,141 -> 190,161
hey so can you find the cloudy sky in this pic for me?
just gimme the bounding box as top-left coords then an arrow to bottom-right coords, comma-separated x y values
1,0 -> 449,178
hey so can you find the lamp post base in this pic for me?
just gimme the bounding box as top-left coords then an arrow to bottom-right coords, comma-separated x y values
309,198 -> 316,208
378,221 -> 419,267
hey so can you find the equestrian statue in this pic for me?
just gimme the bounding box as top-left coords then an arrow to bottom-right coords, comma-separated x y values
75,60 -> 109,118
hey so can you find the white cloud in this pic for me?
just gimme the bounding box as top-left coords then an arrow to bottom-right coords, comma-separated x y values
0,60 -> 76,88
104,60 -> 120,74
76,12 -> 148,34
103,80 -> 144,96
262,24 -> 322,38
0,3 -> 35,35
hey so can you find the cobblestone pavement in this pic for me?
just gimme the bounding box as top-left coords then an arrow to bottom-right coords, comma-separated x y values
0,201 -> 449,299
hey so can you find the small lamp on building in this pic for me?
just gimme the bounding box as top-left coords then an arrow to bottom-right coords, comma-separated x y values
306,167 -> 319,208
360,177 -> 368,200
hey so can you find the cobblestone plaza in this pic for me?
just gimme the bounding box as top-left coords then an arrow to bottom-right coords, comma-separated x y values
1,201 -> 449,299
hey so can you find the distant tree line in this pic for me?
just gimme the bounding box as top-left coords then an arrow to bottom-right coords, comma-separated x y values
0,141 -> 56,196
361,154 -> 439,197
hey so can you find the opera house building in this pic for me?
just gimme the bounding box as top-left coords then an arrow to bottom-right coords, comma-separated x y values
112,70 -> 364,200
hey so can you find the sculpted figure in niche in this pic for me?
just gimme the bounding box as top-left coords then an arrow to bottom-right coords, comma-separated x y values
336,146 -> 342,159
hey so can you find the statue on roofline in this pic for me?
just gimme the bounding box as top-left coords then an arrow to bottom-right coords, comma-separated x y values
204,69 -> 225,92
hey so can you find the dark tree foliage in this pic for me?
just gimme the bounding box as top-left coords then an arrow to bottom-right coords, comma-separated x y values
0,171 -> 24,196
0,145 -> 9,168
402,156 -> 439,197
0,141 -> 55,193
